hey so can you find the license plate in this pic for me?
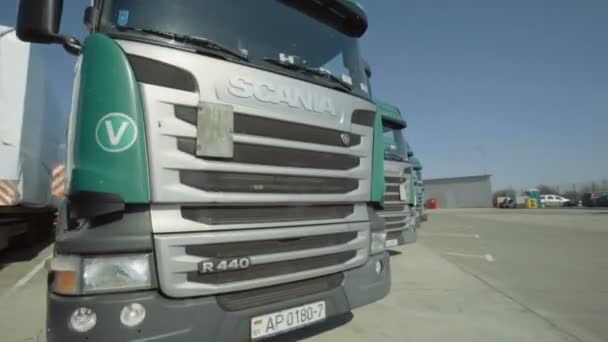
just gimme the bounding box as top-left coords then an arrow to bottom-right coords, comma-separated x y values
386,239 -> 399,247
250,301 -> 326,340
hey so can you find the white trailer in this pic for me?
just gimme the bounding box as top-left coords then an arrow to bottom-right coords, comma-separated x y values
0,26 -> 65,250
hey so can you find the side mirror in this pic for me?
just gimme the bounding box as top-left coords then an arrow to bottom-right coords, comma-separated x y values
364,60 -> 372,79
84,6 -> 100,31
17,0 -> 63,43
17,0 -> 81,55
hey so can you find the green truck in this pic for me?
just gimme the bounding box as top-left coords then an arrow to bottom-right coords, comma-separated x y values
409,156 -> 427,225
17,1 -> 390,340
373,100 -> 417,247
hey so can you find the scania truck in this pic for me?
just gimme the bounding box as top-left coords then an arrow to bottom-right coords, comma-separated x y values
409,156 -> 427,225
16,0 -> 390,340
373,100 -> 416,248
0,26 -> 63,251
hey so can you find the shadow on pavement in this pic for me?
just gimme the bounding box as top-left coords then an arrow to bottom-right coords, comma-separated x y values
266,312 -> 354,342
388,249 -> 402,256
0,232 -> 53,272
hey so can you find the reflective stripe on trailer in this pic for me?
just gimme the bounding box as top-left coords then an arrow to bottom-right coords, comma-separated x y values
0,180 -> 19,206
51,165 -> 66,198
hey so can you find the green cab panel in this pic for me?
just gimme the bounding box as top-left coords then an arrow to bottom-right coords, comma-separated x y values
370,98 -> 407,204
71,34 -> 150,203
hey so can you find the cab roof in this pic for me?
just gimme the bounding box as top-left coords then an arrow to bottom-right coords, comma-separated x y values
374,98 -> 406,128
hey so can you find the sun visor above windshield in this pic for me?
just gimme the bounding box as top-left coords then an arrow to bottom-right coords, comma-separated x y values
278,0 -> 368,37
374,98 -> 406,128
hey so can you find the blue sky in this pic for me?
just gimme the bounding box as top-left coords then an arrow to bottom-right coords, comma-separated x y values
1,0 -> 606,190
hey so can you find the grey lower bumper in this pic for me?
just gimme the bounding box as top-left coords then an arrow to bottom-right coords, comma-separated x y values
47,253 -> 390,342
420,213 -> 428,222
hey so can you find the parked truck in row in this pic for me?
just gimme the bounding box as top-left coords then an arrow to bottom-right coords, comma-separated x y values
409,155 -> 427,225
0,26 -> 64,252
373,99 -> 417,247
16,0 -> 390,340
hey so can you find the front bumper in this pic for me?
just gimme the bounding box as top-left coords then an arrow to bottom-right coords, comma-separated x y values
47,253 -> 390,342
386,228 -> 417,249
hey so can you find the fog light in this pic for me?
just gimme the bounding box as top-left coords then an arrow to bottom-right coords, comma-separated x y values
375,260 -> 383,274
69,307 -> 97,332
120,303 -> 146,327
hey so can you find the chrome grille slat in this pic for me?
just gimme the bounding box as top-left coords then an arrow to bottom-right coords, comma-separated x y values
185,232 -> 359,258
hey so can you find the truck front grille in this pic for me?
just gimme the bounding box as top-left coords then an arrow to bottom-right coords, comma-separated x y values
139,102 -> 372,204
378,176 -> 411,233
138,81 -> 375,297
154,222 -> 369,298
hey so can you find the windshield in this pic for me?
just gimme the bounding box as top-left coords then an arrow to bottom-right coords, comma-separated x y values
98,0 -> 370,99
383,126 -> 407,162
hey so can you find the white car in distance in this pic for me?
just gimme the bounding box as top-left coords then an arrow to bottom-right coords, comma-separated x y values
541,194 -> 571,207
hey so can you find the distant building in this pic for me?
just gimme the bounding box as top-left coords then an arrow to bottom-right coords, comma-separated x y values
424,175 -> 492,208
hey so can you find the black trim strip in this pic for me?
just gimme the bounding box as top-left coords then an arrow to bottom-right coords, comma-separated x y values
179,171 -> 359,194
128,54 -> 198,92
177,138 -> 359,170
351,109 -> 376,127
385,177 -> 406,184
218,274 -> 343,311
181,205 -> 354,225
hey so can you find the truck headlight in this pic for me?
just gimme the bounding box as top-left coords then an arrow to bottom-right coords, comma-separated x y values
370,231 -> 387,255
83,255 -> 151,293
50,254 -> 152,295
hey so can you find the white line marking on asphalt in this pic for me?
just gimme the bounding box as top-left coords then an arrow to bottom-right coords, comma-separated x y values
441,251 -> 495,262
0,254 -> 51,304
420,233 -> 481,239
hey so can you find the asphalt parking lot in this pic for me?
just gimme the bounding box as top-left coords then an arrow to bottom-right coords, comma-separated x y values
0,208 -> 607,342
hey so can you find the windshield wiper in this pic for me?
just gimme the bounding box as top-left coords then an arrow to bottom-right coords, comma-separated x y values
263,57 -> 352,92
114,26 -> 249,62
384,151 -> 406,162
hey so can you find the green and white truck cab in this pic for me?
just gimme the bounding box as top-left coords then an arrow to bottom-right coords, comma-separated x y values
409,156 -> 427,225
17,0 -> 390,340
373,100 -> 416,248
